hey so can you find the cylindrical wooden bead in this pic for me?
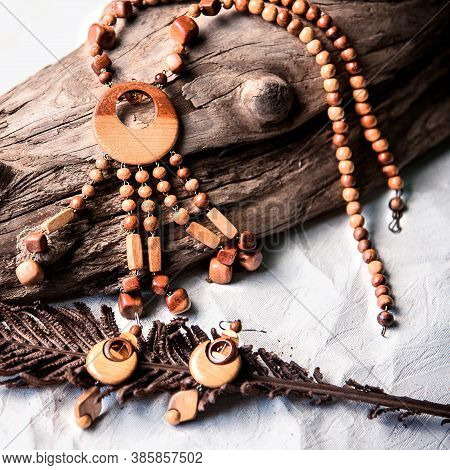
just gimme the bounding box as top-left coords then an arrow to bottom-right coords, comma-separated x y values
148,236 -> 162,272
113,1 -> 134,18
368,260 -> 384,275
126,233 -> 143,270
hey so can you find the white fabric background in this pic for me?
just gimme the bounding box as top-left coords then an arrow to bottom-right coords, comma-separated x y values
0,1 -> 448,451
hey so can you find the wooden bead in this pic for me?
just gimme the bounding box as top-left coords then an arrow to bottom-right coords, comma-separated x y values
320,64 -> 335,79
121,275 -> 140,293
333,134 -> 348,148
346,201 -> 361,215
237,230 -> 256,251
276,9 -> 291,28
349,75 -> 366,89
287,19 -> 303,36
186,222 -> 221,249
217,245 -> 238,266
173,208 -> 190,225
129,325 -> 142,338
389,197 -> 405,211
342,188 -> 359,202
230,320 -> 242,333
377,311 -> 394,327
165,53 -> 184,74
375,285 -> 390,297
143,216 -> 158,232
170,16 -> 199,45
156,180 -> 169,193
185,178 -> 199,192
152,274 -> 170,295
91,53 -> 111,75
194,192 -> 209,208
88,23 -> 116,50
207,208 -> 238,239
349,214 -> 364,228
135,170 -> 149,183
336,146 -> 352,160
177,167 -> 190,179
113,1 -> 133,18
341,176 -> 355,190
299,27 -> 314,43
209,257 -> 233,284
152,166 -> 166,179
90,44 -> 103,57
166,288 -> 191,314
222,0 -> 234,8
372,139 -> 389,152
362,248 -> 377,263
120,184 -> 134,198
138,185 -> 152,198
262,4 -> 278,22
355,102 -> 372,115
199,0 -> 222,16
235,0 -> 249,13
306,39 -> 322,55
345,61 -> 361,75
117,167 -> 131,180
188,4 -> 202,17
328,106 -> 344,121
70,195 -> 86,211
364,128 -> 381,142
382,165 -> 399,178
292,0 -> 308,15
353,88 -> 369,102
238,250 -> 263,271
164,194 -> 178,207
360,115 -> 377,128
326,92 -> 342,106
16,259 -> 44,286
99,71 -> 113,85
306,5 -> 321,21
148,236 -> 162,272
317,14 -> 332,30
24,231 -> 48,254
169,153 -> 183,166
325,26 -> 340,41
368,260 -> 384,275
388,176 -> 404,190
102,13 -> 117,26
95,157 -> 110,170
118,292 -> 143,319
154,72 -> 167,85
141,199 -> 156,213
341,47 -> 356,61
89,168 -> 104,183
372,274 -> 386,287
122,215 -> 138,231
121,199 -> 136,212
333,121 -> 348,134
338,160 -> 354,174
353,227 -> 368,241
41,208 -> 75,234
357,239 -> 371,253
334,35 -> 348,50
378,152 -> 394,165
315,50 -> 330,66
126,233 -> 143,270
377,294 -> 393,309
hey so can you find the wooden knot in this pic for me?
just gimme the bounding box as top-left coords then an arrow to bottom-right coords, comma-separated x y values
240,74 -> 293,125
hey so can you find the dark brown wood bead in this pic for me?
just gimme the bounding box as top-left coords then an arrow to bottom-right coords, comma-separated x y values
177,167 -> 190,179
112,1 -> 134,18
99,71 -> 112,84
317,14 -> 332,29
217,245 -> 238,266
88,23 -> 116,50
91,53 -> 111,75
118,291 -> 143,319
170,16 -> 199,45
229,320 -> 242,333
334,35 -> 349,50
166,288 -> 191,314
377,311 -> 394,327
199,0 -> 222,16
152,274 -> 170,296
305,5 -> 321,21
154,72 -> 167,85
287,18 -> 303,36
209,257 -> 233,284
333,134 -> 349,147
70,195 -> 86,211
193,192 -> 209,208
24,231 -> 48,254
129,325 -> 142,337
362,248 -> 378,264
345,61 -> 361,75
276,9 -> 291,28
90,44 -> 103,57
378,152 -> 394,165
325,26 -> 340,41
121,275 -> 140,293
238,230 -> 257,251
389,197 -> 405,211
375,285 -> 390,297
238,250 -> 263,271
353,227 -> 368,241
357,239 -> 371,253
371,273 -> 386,288
382,164 -> 399,178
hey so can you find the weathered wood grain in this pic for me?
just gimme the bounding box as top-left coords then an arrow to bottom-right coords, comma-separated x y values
0,1 -> 449,302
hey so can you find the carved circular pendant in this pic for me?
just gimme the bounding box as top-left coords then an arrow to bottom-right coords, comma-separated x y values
92,82 -> 179,165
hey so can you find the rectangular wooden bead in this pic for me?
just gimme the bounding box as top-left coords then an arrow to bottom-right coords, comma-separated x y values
148,236 -> 162,273
41,208 -> 75,234
126,234 -> 143,271
206,208 -> 238,239
186,222 -> 221,249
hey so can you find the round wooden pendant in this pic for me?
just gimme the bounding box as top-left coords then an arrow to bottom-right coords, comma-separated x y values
92,82 -> 179,165
189,341 -> 241,388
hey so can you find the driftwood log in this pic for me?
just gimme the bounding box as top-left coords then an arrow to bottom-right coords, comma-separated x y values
0,1 -> 449,303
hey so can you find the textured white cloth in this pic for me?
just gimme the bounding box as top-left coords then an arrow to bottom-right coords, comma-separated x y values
1,151 -> 449,450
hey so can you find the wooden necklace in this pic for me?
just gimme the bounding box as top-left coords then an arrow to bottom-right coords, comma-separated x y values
14,0 -> 406,336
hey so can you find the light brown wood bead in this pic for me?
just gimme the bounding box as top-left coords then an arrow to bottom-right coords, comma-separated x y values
164,194 -> 178,207
360,115 -> 377,128
326,92 -> 342,106
126,234 -> 143,270
122,199 -> 136,212
148,236 -> 162,272
368,260 -> 384,275
316,50 -> 330,66
372,139 -> 389,152
299,26 -> 314,43
169,153 -> 183,166
306,4 -> 321,21
333,134 -> 349,148
349,214 -> 364,228
70,195 -> 86,211
16,259 -> 45,286
378,152 -> 394,165
188,4 -> 202,17
101,13 -> 117,26
317,13 -> 332,29
292,0 -> 308,15
74,386 -> 102,429
333,121 -> 348,134
137,185 -> 152,198
173,208 -> 190,225
306,39 -> 322,55
342,188 -> 359,202
135,170 -> 149,183
338,160 -> 354,174
113,1 -> 133,18
364,128 -> 381,142
261,4 -> 278,22
41,208 -> 75,234
170,16 -> 199,45
86,339 -> 138,384
334,35 -> 349,50
353,88 -> 369,102
377,294 -> 394,309
122,215 -> 138,231
382,164 -> 399,178
206,208 -> 238,239
375,285 -> 390,297
320,64 -> 336,79
199,0 -> 222,15
222,0 -> 234,8
120,184 -> 134,198
389,197 -> 405,211
340,174 -> 355,188
89,168 -> 104,183
81,184 -> 95,198
177,167 -> 190,179
355,102 -> 372,116
189,341 -> 241,388
185,178 -> 199,192
143,216 -> 158,232
166,288 -> 191,314
157,180 -> 171,193
166,389 -> 199,426
336,146 -> 352,160
238,250 -> 263,271
24,231 -> 48,254
95,156 -> 110,170
90,44 -> 102,57
141,199 -> 155,213
217,245 -> 238,266
341,47 -> 357,61
99,71 -> 113,85
152,165 -> 166,179
194,192 -> 209,208
165,52 -> 184,74
287,18 -> 303,36
235,0 -> 250,13
209,257 -> 233,284
387,175 -> 404,190
328,106 -> 345,121
117,167 -> 131,181
186,222 -> 221,249
346,201 -> 362,215
87,23 -> 116,50
349,75 -> 366,89
120,274 -> 140,293
91,53 -> 111,75
152,274 -> 170,295
372,274 -> 386,288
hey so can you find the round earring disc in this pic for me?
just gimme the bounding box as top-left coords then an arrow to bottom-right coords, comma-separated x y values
92,82 -> 179,165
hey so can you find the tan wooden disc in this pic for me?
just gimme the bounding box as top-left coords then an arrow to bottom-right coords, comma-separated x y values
92,82 -> 179,165
189,341 -> 241,388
